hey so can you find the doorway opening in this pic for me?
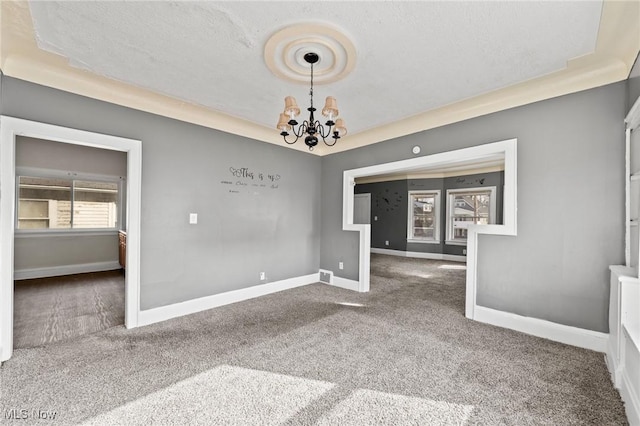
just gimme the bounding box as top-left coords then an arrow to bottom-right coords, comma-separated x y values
343,139 -> 517,320
13,137 -> 128,348
1,116 -> 142,362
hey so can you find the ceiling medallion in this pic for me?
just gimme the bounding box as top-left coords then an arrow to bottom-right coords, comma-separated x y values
264,23 -> 356,85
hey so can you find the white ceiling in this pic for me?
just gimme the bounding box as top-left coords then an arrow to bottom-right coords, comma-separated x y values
1,1 -> 638,154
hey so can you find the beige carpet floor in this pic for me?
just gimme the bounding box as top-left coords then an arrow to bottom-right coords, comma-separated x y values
0,255 -> 627,425
13,270 -> 125,349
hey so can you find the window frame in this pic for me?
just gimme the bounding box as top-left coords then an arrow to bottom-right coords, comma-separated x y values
445,186 -> 496,245
15,167 -> 124,236
406,190 -> 441,244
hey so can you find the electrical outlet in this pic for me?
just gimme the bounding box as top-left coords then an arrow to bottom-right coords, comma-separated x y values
374,216 -> 378,221
189,213 -> 198,224
260,272 -> 266,280
385,240 -> 389,246
463,249 -> 467,255
339,262 -> 344,270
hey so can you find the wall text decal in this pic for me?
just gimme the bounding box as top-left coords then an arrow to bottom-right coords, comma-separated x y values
222,167 -> 282,194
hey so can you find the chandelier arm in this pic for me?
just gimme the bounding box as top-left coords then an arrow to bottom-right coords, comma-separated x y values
314,121 -> 340,146
323,135 -> 339,147
315,121 -> 334,140
293,121 -> 309,138
282,133 -> 299,145
283,121 -> 309,144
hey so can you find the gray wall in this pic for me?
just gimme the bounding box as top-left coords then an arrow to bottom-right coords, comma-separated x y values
628,52 -> 640,114
1,76 -> 322,310
14,235 -> 119,272
16,136 -> 127,176
13,136 -> 127,274
355,171 -> 503,256
321,82 -> 626,332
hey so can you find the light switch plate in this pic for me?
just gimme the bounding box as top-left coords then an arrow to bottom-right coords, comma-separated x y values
189,213 -> 198,224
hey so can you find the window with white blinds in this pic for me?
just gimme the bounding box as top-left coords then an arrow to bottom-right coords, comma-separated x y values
17,175 -> 120,231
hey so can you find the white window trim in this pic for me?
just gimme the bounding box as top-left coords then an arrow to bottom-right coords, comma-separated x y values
407,189 -> 441,244
15,166 -> 125,234
445,186 -> 496,245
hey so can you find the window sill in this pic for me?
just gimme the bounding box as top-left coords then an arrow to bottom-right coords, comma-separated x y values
15,229 -> 120,238
407,239 -> 441,245
445,240 -> 467,246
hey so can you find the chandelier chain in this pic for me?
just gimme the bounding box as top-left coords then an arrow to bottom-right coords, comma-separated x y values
309,62 -> 314,110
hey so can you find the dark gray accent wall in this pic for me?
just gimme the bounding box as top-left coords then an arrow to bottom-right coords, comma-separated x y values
356,171 -> 504,256
355,180 -> 408,251
321,82 -> 626,332
1,76 -> 322,310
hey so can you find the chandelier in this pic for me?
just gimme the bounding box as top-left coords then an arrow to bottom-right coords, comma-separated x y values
276,52 -> 347,151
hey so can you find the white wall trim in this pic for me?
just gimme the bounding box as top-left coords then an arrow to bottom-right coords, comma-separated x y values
442,254 -> 467,262
474,306 -> 608,353
606,344 -> 622,387
14,261 -> 121,281
626,94 -> 640,132
625,127 -> 632,268
621,370 -> 640,426
370,247 -> 466,263
407,189 -> 441,242
343,139 -> 517,319
445,186 -> 497,244
620,327 -> 640,426
330,276 -> 361,292
342,174 -> 370,292
318,268 -> 361,291
138,273 -> 319,327
0,116 -> 142,362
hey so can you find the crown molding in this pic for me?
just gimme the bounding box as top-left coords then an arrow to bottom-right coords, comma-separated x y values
1,0 -> 638,157
355,164 -> 505,185
0,1 -> 313,155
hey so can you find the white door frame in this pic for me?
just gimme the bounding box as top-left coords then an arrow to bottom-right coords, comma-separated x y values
0,116 -> 142,362
342,138 -> 517,319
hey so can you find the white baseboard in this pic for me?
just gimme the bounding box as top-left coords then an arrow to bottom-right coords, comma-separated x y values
371,247 -> 466,263
319,269 -> 361,292
370,247 -> 401,256
138,273 -> 319,327
621,327 -> 640,426
442,254 -> 467,262
14,261 -> 121,280
319,269 -> 333,284
474,306 -> 608,353
606,344 -> 623,386
330,276 -> 361,292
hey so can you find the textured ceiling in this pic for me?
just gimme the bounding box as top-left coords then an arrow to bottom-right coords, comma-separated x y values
28,1 -> 601,134
1,1 -> 638,155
